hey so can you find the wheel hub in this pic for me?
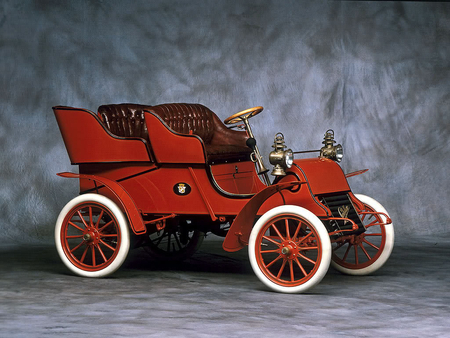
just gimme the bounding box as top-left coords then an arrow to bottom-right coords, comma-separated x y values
281,241 -> 299,259
351,234 -> 364,245
83,227 -> 100,245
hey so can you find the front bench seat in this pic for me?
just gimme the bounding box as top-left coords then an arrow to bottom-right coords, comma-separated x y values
98,103 -> 252,163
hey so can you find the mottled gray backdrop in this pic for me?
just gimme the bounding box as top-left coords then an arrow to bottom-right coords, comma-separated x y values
1,0 -> 449,243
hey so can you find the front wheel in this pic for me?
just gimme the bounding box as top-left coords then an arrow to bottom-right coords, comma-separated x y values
248,205 -> 331,293
55,194 -> 130,278
331,194 -> 394,275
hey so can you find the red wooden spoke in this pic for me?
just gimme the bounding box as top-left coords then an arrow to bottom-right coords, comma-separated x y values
271,223 -> 285,241
154,232 -> 166,247
300,245 -> 319,251
265,254 -> 283,268
294,257 -> 307,277
297,231 -> 313,245
69,221 -> 84,232
91,246 -> 96,267
342,243 -> 352,262
285,219 -> 291,240
166,233 -> 172,252
172,233 -> 183,250
66,235 -> 84,239
277,259 -> 287,278
333,241 -> 346,251
260,249 -> 280,254
99,239 -> 116,252
98,220 -> 114,233
97,244 -> 107,263
100,234 -> 118,238
89,207 -> 93,226
365,219 -> 378,228
77,210 -> 89,228
363,238 -> 380,250
354,245 -> 359,265
70,240 -> 85,253
262,235 -> 282,247
94,210 -> 104,229
359,243 -> 372,260
297,252 -> 316,265
289,260 -> 294,282
292,219 -> 302,241
80,246 -> 89,263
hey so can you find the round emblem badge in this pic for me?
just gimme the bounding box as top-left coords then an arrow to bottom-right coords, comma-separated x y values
173,182 -> 191,196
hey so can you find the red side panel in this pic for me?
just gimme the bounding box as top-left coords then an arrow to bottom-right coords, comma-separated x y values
145,112 -> 206,164
53,106 -> 151,164
210,161 -> 266,195
117,166 -> 250,216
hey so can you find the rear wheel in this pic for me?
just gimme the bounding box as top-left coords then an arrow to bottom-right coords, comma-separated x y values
55,194 -> 130,277
248,205 -> 331,293
143,220 -> 204,261
331,194 -> 394,275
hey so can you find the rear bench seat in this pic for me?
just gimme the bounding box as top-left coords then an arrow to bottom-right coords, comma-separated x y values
97,103 -> 252,163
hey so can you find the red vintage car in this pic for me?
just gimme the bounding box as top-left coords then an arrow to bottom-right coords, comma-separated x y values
53,103 -> 393,293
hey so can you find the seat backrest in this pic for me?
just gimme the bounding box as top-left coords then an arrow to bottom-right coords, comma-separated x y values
98,103 -> 216,144
150,103 -> 216,144
98,103 -> 151,140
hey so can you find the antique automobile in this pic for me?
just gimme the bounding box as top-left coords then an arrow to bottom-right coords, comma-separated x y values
53,103 -> 394,293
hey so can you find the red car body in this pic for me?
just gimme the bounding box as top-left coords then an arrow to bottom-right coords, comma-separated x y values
53,103 -> 393,293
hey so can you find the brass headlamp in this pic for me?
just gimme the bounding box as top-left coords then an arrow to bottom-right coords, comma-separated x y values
320,129 -> 343,162
269,133 -> 294,176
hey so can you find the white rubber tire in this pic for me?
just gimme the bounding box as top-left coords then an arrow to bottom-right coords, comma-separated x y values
55,194 -> 130,278
248,205 -> 331,293
331,194 -> 394,276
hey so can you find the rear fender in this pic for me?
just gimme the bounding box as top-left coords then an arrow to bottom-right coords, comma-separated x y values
57,172 -> 146,235
222,181 -> 303,252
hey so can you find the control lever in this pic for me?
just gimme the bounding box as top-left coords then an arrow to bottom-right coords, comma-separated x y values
246,137 -> 269,176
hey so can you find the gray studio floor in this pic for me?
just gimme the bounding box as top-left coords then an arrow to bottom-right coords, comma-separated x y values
1,233 -> 449,338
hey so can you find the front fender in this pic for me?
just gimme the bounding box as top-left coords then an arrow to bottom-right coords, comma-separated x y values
57,172 -> 146,235
222,181 -> 303,252
291,158 -> 350,195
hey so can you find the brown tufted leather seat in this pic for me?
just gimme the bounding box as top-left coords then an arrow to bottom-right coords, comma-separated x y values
98,103 -> 151,140
97,103 -> 252,163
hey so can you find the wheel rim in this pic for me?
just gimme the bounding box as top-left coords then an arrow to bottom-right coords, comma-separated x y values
332,203 -> 386,269
60,202 -> 121,272
254,214 -> 323,287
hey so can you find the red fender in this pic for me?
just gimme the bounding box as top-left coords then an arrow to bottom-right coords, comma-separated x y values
222,181 -> 303,252
345,168 -> 369,178
57,172 -> 146,235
